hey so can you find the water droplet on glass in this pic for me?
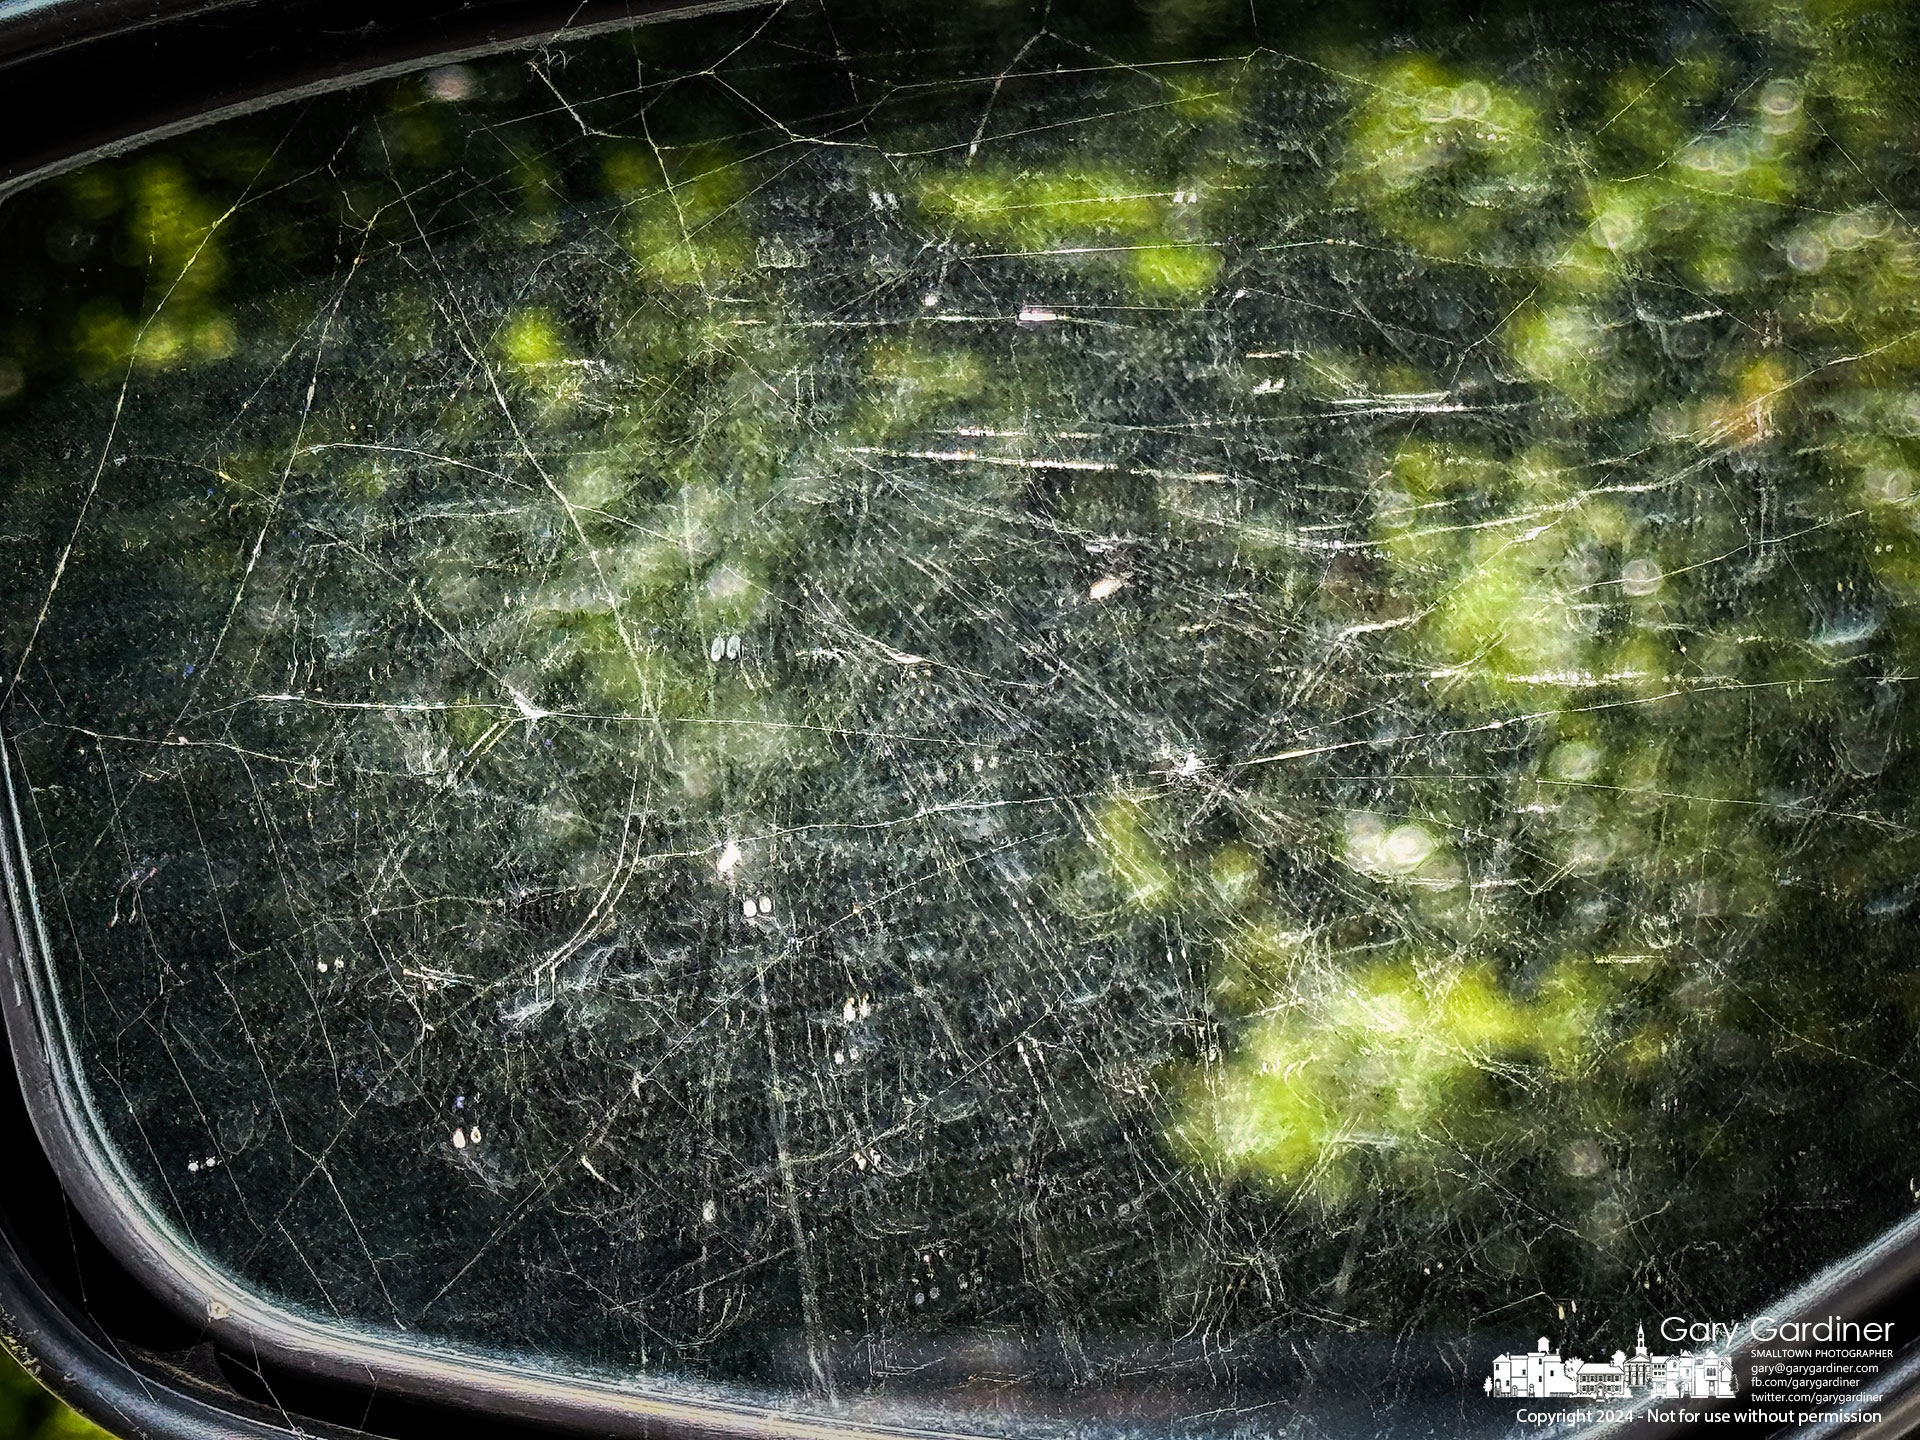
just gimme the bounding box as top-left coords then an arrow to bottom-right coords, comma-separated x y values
1620,558 -> 1662,597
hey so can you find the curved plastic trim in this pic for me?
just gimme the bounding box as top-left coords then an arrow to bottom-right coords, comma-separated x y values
0,1206 -> 367,1440
0,743 -> 979,1440
0,5 -> 973,1429
0,0 -> 762,203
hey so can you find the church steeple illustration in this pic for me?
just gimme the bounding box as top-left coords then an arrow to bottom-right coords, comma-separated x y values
1489,1321 -> 1731,1401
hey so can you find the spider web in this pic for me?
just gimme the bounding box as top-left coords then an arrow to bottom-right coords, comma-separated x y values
1,0 -> 1917,1433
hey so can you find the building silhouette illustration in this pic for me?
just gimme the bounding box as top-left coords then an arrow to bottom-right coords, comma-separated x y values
1486,1325 -> 1736,1400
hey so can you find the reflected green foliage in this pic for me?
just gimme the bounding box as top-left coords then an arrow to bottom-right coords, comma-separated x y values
4,0 -> 1920,1417
1162,0 -> 1920,1213
917,166 -> 1220,293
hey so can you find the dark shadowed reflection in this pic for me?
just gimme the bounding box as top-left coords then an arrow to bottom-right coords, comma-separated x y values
2,0 -> 1919,1433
